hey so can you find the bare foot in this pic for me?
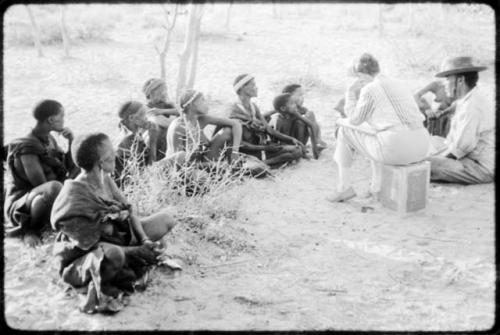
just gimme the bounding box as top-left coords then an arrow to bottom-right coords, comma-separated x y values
23,232 -> 41,248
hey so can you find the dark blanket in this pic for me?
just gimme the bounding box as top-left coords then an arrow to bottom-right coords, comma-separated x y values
4,134 -> 69,235
51,180 -> 145,314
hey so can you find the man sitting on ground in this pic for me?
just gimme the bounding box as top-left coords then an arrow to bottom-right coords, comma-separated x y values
271,84 -> 328,151
228,74 -> 305,168
427,56 -> 494,184
115,101 -> 161,186
270,93 -> 320,159
142,78 -> 180,160
4,99 -> 78,247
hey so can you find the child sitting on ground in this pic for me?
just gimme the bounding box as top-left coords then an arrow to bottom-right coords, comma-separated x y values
414,80 -> 456,138
271,93 -> 320,159
264,84 -> 327,154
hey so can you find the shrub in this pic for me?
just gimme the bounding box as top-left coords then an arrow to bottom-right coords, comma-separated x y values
119,129 -> 255,257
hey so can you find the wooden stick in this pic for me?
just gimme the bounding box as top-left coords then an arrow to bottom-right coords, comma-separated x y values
200,259 -> 253,268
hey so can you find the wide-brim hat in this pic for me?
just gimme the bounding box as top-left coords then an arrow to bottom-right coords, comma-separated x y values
435,56 -> 487,77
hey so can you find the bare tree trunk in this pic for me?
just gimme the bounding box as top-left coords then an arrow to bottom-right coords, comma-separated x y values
25,5 -> 43,57
224,2 -> 232,30
407,3 -> 414,36
187,14 -> 201,89
272,1 -> 281,20
440,3 -> 446,24
155,4 -> 179,81
378,4 -> 384,37
176,4 -> 204,100
60,6 -> 70,58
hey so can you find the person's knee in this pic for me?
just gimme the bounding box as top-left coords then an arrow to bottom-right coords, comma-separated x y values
159,212 -> 177,233
221,127 -> 233,142
45,181 -> 63,201
102,245 -> 126,270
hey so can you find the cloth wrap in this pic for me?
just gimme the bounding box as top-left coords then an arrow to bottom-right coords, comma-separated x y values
51,180 -> 146,314
4,134 -> 68,236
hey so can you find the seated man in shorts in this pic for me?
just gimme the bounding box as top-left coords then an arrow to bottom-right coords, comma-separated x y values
142,78 -> 180,160
270,93 -> 320,159
228,74 -> 305,168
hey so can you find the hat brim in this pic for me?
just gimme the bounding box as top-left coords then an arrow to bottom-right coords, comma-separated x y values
435,66 -> 487,77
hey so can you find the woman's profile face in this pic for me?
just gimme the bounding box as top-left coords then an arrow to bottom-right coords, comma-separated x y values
130,106 -> 148,128
99,138 -> 116,174
291,88 -> 304,106
193,95 -> 209,115
243,79 -> 258,98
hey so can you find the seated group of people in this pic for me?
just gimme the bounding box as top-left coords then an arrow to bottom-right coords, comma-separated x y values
3,54 -> 493,313
114,74 -> 329,189
3,74 -> 329,313
328,53 -> 494,202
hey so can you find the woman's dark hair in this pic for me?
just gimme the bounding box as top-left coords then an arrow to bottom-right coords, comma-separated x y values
33,99 -> 63,122
460,71 -> 479,88
354,53 -> 380,76
282,84 -> 301,94
273,93 -> 292,111
71,132 -> 110,172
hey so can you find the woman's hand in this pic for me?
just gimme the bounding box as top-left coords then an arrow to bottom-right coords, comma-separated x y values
348,76 -> 372,98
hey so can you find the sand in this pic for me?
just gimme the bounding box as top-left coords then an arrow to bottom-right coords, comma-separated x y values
4,150 -> 495,331
2,3 -> 495,331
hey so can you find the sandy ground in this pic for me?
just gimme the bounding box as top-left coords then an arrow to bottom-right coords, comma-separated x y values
2,3 -> 496,331
4,150 -> 495,331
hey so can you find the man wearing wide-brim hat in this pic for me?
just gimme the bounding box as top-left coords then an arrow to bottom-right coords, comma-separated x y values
427,56 -> 494,184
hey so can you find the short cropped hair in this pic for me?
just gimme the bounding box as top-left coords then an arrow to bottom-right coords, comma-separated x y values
33,99 -> 63,122
118,101 -> 144,120
282,84 -> 301,94
71,132 -> 110,172
273,93 -> 292,111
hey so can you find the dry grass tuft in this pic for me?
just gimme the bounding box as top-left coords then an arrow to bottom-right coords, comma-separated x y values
119,132 -> 255,258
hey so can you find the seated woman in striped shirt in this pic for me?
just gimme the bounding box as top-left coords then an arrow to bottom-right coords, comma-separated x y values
328,53 -> 430,202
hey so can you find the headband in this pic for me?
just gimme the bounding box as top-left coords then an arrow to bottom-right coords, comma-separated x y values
233,74 -> 254,93
143,78 -> 165,97
180,91 -> 202,110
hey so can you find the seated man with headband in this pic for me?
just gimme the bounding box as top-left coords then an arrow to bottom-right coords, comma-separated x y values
166,89 -> 242,164
142,78 -> 180,160
228,74 -> 305,168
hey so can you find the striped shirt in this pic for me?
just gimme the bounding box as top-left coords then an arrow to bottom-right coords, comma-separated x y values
345,76 -> 425,131
445,86 -> 495,174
